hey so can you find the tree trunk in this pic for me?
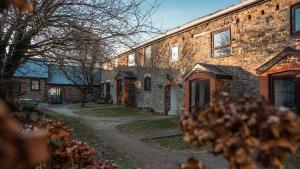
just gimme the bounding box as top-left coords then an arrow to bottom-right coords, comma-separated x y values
98,67 -> 102,100
81,92 -> 87,108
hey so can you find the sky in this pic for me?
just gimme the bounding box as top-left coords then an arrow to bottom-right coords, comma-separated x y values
149,0 -> 241,32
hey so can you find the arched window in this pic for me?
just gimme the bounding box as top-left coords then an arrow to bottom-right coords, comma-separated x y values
144,77 -> 151,91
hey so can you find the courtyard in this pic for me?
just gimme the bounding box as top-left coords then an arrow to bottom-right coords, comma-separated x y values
41,103 -> 300,169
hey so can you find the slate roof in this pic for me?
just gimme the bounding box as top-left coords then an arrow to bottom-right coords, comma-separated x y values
13,59 -> 48,78
14,60 -> 100,86
48,65 -> 101,86
182,63 -> 233,80
116,70 -> 136,79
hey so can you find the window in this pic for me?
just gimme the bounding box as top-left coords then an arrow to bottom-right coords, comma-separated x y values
115,58 -> 119,67
189,79 -> 210,114
170,44 -> 179,62
31,79 -> 40,90
272,77 -> 300,114
144,77 -> 151,91
291,4 -> 300,35
103,63 -> 108,70
145,46 -> 151,59
212,29 -> 231,57
128,53 -> 136,67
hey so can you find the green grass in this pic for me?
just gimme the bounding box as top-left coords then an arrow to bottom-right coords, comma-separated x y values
117,117 -> 179,133
74,107 -> 157,117
144,136 -> 206,153
43,109 -> 138,169
68,102 -> 114,110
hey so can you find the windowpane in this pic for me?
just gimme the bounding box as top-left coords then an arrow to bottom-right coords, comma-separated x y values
31,80 -> 40,90
145,46 -> 151,59
190,81 -> 196,107
171,45 -> 179,62
214,47 -> 231,57
213,30 -> 230,48
128,53 -> 135,66
295,8 -> 300,31
274,79 -> 295,109
115,58 -> 119,67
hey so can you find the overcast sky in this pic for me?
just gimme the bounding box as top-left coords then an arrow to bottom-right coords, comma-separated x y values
149,0 -> 240,31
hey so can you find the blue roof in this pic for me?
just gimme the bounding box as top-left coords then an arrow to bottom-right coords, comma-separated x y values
48,65 -> 101,86
48,66 -> 75,85
14,60 -> 100,86
14,60 -> 48,78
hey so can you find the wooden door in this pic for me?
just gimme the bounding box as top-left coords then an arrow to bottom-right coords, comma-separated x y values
117,79 -> 123,105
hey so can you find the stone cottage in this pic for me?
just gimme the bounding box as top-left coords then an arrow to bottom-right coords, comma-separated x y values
13,59 -> 101,104
103,0 -> 300,115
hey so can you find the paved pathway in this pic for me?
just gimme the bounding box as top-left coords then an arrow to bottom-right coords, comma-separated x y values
40,104 -> 228,169
72,105 -> 123,112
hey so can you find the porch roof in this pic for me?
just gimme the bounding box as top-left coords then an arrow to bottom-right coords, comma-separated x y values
256,47 -> 300,75
116,70 -> 136,79
182,63 -> 232,80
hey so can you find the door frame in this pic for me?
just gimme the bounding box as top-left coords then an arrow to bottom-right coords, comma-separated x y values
116,78 -> 124,105
48,86 -> 64,104
189,79 -> 210,114
269,71 -> 300,114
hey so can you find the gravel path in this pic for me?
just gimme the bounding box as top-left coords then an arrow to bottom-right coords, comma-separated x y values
40,104 -> 228,169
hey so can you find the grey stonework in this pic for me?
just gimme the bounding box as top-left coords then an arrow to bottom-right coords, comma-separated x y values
16,78 -> 47,102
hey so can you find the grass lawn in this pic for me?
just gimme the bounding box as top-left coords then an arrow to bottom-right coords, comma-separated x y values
117,117 -> 180,133
74,107 -> 157,117
144,136 -> 205,153
43,109 -> 138,169
68,102 -> 114,110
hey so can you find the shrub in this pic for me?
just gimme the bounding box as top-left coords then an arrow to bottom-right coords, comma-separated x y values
178,96 -> 300,169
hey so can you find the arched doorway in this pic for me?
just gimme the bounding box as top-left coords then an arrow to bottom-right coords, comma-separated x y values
48,87 -> 64,104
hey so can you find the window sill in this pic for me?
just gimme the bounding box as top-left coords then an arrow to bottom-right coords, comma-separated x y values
170,60 -> 179,63
212,54 -> 233,58
31,89 -> 40,92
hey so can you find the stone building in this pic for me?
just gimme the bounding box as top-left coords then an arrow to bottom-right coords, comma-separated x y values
104,0 -> 300,115
13,60 -> 100,104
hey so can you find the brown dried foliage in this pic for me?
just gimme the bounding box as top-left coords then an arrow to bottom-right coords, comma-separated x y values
37,118 -> 118,169
0,100 -> 117,169
0,101 -> 49,169
179,96 -> 300,169
0,0 -> 32,13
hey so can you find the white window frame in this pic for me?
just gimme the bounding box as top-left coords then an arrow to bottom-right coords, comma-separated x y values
145,46 -> 152,59
31,79 -> 40,90
103,63 -> 108,70
128,53 -> 136,67
170,44 -> 179,62
114,58 -> 119,67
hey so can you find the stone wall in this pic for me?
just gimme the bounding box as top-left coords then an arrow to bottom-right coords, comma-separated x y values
14,78 -> 47,102
109,0 -> 300,113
